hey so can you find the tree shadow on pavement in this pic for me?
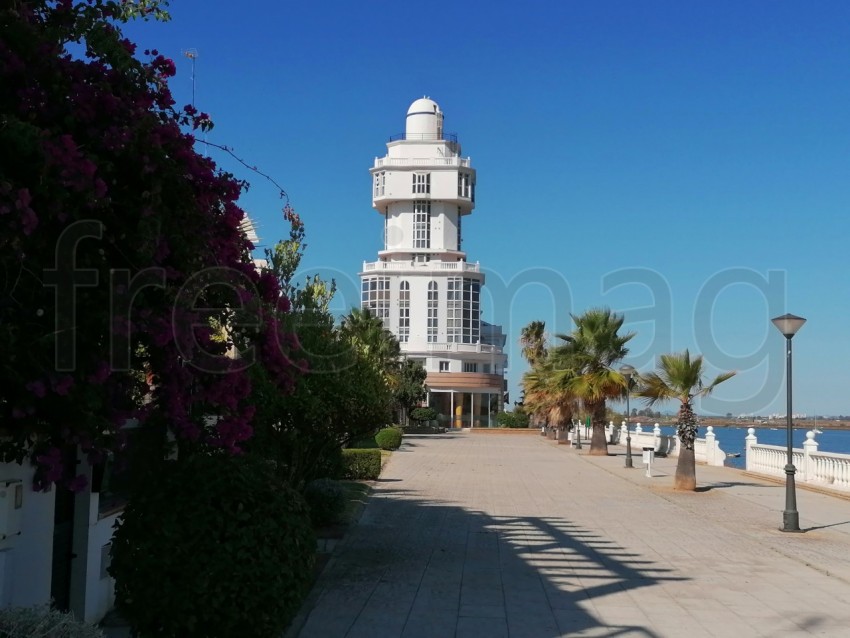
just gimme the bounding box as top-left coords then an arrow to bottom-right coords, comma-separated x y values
694,481 -> 777,492
291,489 -> 684,637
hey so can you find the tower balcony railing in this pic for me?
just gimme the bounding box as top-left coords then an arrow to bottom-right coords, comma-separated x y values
423,342 -> 500,355
389,132 -> 458,143
373,156 -> 471,168
362,260 -> 480,273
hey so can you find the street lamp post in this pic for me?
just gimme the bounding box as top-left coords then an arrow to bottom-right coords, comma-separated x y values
771,313 -> 807,533
620,364 -> 636,468
574,418 -> 582,449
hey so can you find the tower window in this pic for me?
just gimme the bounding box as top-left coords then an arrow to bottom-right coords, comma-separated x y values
361,276 -> 390,323
457,207 -> 462,250
463,362 -> 478,373
398,280 -> 410,343
447,277 -> 479,343
427,281 -> 438,343
383,213 -> 388,250
447,277 -> 462,343
439,360 -> 449,372
374,171 -> 385,198
413,173 -> 430,194
458,172 -> 474,199
414,200 -> 431,249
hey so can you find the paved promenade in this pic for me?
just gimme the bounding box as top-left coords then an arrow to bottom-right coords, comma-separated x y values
292,431 -> 850,638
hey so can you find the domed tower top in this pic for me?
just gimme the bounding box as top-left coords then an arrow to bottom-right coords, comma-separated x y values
405,97 -> 443,140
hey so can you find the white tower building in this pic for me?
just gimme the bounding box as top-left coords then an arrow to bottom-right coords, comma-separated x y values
361,98 -> 507,428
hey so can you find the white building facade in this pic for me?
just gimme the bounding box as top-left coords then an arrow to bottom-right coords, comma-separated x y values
361,98 -> 507,427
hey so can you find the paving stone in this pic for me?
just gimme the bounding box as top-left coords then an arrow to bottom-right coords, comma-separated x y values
291,433 -> 850,637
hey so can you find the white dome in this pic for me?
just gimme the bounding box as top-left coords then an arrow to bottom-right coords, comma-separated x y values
405,97 -> 443,139
407,97 -> 440,116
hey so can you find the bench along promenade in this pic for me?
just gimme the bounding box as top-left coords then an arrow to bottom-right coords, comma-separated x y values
291,431 -> 850,637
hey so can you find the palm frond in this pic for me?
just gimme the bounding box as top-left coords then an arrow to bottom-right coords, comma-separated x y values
636,350 -> 735,408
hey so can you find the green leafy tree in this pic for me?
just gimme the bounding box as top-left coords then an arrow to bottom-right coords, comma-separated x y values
393,359 -> 428,426
245,214 -> 391,486
635,350 -> 736,490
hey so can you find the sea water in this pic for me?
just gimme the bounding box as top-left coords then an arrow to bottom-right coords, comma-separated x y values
653,425 -> 850,470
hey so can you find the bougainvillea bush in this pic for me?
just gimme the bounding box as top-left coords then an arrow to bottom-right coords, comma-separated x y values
0,0 -> 302,488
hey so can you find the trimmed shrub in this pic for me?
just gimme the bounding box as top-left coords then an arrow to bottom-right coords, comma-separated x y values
495,411 -> 530,428
375,427 -> 403,450
109,454 -> 315,638
410,407 -> 438,423
0,606 -> 103,638
341,449 -> 382,480
314,444 -> 345,480
304,478 -> 346,527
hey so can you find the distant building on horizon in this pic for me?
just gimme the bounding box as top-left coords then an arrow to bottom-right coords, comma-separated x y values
360,97 -> 507,427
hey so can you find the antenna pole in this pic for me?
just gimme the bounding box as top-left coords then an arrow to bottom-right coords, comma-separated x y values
182,48 -> 207,154
183,48 -> 198,108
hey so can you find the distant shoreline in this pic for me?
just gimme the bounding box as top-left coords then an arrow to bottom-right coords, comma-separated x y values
706,422 -> 850,430
622,418 -> 850,430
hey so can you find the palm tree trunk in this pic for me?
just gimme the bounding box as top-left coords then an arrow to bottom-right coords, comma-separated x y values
674,447 -> 696,490
675,401 -> 698,490
588,401 -> 609,456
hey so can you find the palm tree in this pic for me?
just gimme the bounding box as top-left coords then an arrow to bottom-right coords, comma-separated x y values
520,320 -> 547,368
522,361 -> 577,430
635,350 -> 735,490
340,307 -> 401,387
549,308 -> 634,456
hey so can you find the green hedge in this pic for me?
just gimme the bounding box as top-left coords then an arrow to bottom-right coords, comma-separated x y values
109,454 -> 315,638
303,478 -> 346,527
410,407 -> 438,422
341,449 -> 382,480
375,427 -> 403,450
495,411 -> 530,428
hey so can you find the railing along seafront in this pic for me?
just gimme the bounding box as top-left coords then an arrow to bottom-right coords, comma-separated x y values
373,156 -> 471,168
600,423 -> 850,492
362,260 -> 481,273
745,428 -> 850,492
602,422 -> 726,466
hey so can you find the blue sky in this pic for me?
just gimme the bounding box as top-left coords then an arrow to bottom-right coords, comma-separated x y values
123,1 -> 850,417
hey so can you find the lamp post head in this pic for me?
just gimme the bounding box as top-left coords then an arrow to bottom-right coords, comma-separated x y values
619,364 -> 636,379
771,313 -> 807,339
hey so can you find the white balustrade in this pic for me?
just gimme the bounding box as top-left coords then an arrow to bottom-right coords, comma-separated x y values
423,342 -> 497,354
745,428 -> 850,493
603,422 -> 726,467
374,156 -> 472,168
362,260 -> 480,273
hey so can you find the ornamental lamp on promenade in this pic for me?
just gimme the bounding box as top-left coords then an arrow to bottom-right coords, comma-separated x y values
620,364 -> 636,468
770,313 -> 806,533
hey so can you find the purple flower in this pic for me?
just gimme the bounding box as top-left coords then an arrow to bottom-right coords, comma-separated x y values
26,380 -> 47,398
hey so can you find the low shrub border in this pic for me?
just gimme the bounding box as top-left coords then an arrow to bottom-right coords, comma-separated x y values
341,449 -> 382,480
375,427 -> 403,450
